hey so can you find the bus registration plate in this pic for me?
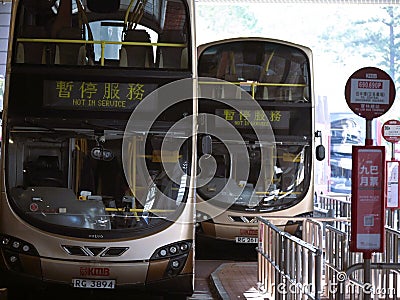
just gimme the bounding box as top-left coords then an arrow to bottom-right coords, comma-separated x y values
72,279 -> 115,289
235,237 -> 258,243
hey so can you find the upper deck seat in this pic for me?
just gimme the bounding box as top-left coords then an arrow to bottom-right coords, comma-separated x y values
156,30 -> 188,69
120,30 -> 154,68
217,51 -> 240,99
257,74 -> 307,101
55,27 -> 87,65
16,26 -> 49,64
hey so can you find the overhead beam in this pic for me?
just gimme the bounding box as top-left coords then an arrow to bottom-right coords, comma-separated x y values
195,0 -> 400,3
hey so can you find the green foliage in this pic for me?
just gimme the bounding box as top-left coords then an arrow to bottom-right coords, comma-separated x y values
320,6 -> 400,83
196,4 -> 261,44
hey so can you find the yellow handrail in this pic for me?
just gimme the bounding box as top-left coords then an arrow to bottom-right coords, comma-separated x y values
17,38 -> 186,48
198,80 -> 307,87
198,80 -> 308,99
105,208 -> 175,213
16,38 -> 186,66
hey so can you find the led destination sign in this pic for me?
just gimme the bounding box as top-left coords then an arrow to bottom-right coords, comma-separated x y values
216,109 -> 290,129
44,80 -> 157,111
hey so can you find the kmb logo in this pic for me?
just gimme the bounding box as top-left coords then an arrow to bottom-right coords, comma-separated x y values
240,229 -> 258,236
80,267 -> 110,276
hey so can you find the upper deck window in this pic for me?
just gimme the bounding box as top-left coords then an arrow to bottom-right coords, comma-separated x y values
14,0 -> 189,69
198,40 -> 311,102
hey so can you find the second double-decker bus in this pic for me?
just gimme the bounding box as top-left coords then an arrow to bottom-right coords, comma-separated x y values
0,0 -> 196,298
196,37 -> 324,243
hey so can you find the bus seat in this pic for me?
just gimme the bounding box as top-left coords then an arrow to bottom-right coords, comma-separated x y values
55,27 -> 87,65
288,75 -> 308,101
216,51 -> 235,80
216,51 -> 242,98
24,155 -> 65,187
259,74 -> 307,101
16,26 -> 48,64
120,30 -> 153,68
181,47 -> 188,69
156,30 -> 187,69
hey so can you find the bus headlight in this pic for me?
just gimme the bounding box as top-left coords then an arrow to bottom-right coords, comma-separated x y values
0,234 -> 38,256
169,245 -> 178,254
151,240 -> 191,260
171,260 -> 180,268
196,211 -> 211,222
0,234 -> 40,273
9,255 -> 18,263
148,240 -> 192,280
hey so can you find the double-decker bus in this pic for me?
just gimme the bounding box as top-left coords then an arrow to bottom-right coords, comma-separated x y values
0,0 -> 196,297
196,37 -> 324,242
329,114 -> 363,194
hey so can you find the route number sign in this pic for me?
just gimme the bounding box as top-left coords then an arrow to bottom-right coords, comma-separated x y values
382,119 -> 400,143
345,67 -> 395,120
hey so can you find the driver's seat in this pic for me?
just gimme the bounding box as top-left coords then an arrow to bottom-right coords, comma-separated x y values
24,156 -> 65,187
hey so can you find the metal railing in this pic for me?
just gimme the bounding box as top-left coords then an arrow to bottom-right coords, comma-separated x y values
315,193 -> 351,219
324,222 -> 400,300
257,217 -> 323,300
256,203 -> 400,299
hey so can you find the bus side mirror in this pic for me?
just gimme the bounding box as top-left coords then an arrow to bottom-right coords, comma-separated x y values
201,135 -> 212,155
315,130 -> 325,161
316,145 -> 325,161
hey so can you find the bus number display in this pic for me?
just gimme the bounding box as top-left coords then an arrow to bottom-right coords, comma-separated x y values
357,81 -> 383,89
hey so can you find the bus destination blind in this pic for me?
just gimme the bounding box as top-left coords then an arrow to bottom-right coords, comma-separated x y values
43,80 -> 157,111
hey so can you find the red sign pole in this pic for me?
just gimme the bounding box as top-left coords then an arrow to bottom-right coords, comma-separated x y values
345,67 -> 395,298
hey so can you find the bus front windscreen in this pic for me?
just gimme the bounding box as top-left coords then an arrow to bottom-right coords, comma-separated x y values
7,127 -> 190,237
196,137 -> 311,212
197,39 -> 313,212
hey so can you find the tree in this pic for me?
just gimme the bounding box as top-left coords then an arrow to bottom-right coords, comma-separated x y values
354,7 -> 400,81
318,6 -> 400,120
196,4 -> 261,45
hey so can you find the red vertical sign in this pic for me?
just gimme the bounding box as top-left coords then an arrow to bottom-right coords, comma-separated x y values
351,146 -> 385,254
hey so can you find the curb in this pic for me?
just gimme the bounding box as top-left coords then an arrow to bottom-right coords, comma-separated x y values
210,263 -> 230,300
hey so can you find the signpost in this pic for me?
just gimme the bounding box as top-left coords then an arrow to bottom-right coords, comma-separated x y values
386,160 -> 399,209
345,67 -> 395,299
382,119 -> 400,144
345,67 -> 395,121
382,119 -> 400,210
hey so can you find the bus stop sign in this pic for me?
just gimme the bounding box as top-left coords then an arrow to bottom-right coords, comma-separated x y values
345,67 -> 395,120
382,119 -> 400,143
351,146 -> 385,254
